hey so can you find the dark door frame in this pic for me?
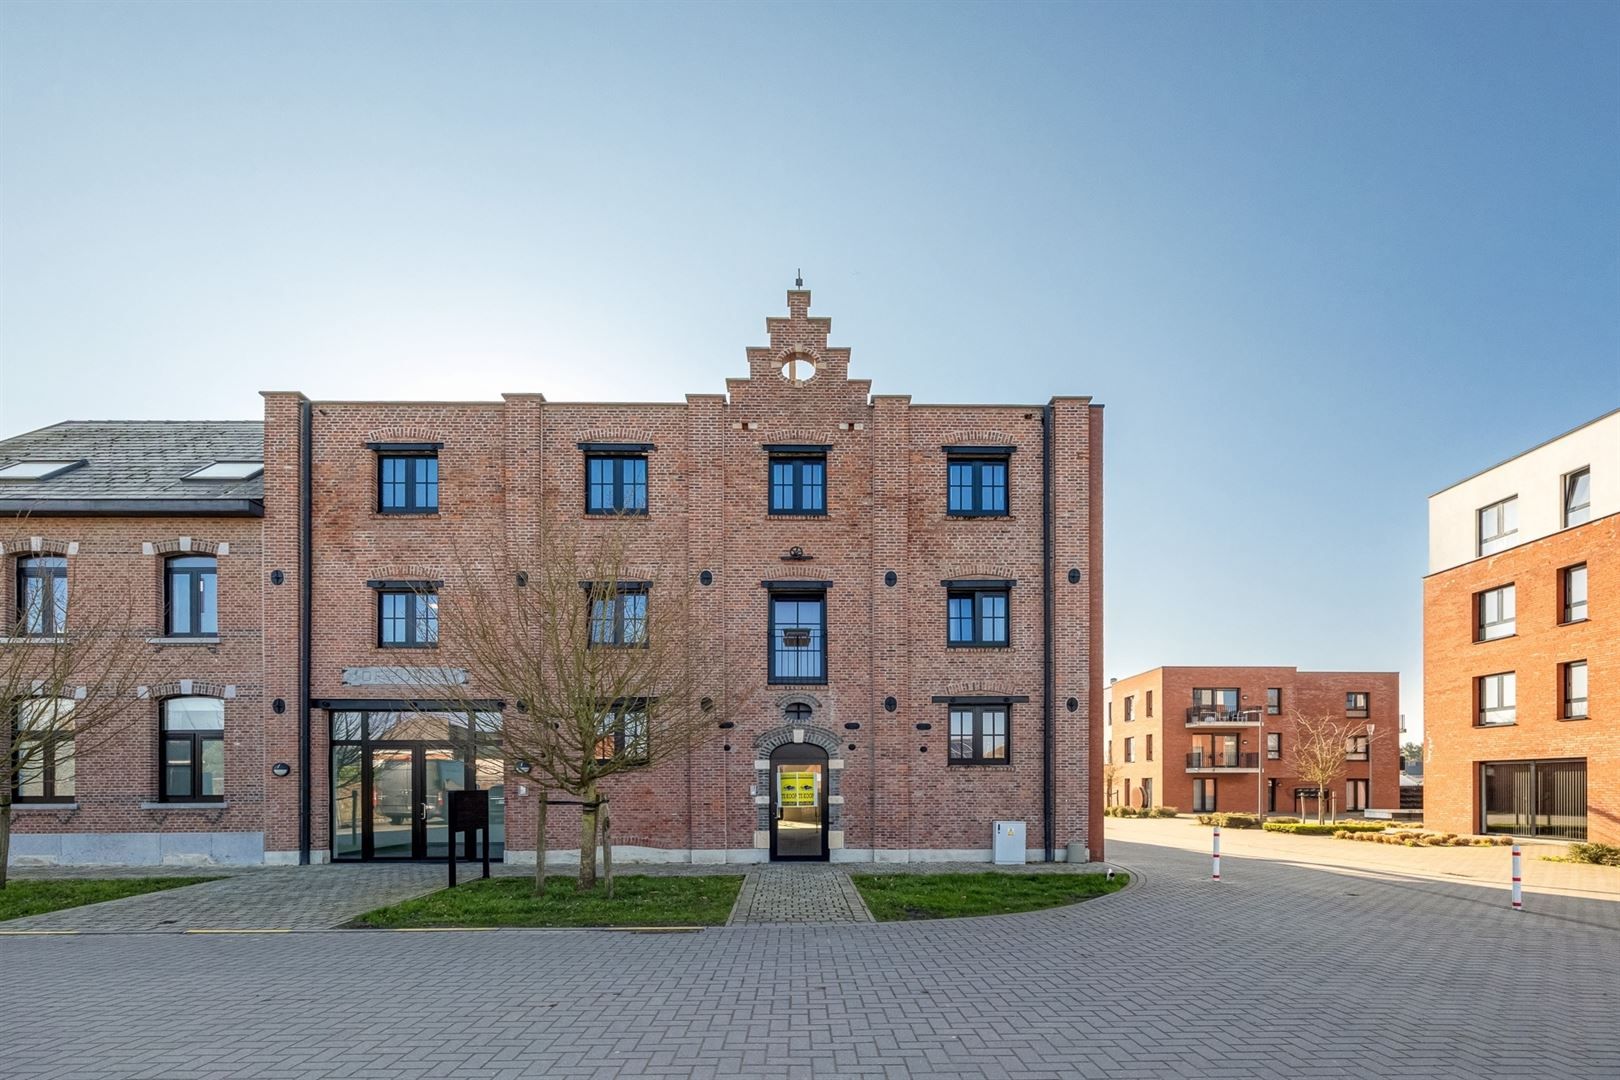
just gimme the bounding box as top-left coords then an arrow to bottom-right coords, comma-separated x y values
769,742 -> 829,862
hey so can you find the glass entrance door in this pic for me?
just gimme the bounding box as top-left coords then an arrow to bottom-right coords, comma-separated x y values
770,743 -> 828,860
370,744 -> 464,860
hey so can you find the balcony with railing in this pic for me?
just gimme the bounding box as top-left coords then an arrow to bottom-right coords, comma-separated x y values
1185,706 -> 1263,728
1185,751 -> 1260,772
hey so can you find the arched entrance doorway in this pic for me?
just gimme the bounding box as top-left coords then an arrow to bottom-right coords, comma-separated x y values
769,742 -> 829,861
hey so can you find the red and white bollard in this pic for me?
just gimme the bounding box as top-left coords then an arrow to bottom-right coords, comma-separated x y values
1511,842 -> 1523,911
1212,826 -> 1222,881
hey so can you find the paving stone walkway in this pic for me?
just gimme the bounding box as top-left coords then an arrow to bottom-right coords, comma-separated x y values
728,864 -> 874,924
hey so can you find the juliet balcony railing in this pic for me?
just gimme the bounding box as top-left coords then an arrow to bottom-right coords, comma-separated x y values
1185,706 -> 1264,728
1185,751 -> 1260,771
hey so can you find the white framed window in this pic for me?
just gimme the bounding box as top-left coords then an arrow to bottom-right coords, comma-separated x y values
1563,468 -> 1590,528
1476,584 -> 1515,641
1477,672 -> 1516,726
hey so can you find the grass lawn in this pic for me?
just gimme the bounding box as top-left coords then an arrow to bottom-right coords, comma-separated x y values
0,877 -> 217,923
350,874 -> 745,929
851,871 -> 1128,921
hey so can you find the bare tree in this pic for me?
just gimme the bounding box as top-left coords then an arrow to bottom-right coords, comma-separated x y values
1291,713 -> 1376,824
1,552 -> 160,888
1102,761 -> 1120,807
417,520 -> 705,895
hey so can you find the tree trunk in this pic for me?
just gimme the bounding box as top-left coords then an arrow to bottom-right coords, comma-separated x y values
578,784 -> 599,890
601,799 -> 614,900
533,789 -> 548,898
0,799 -> 11,889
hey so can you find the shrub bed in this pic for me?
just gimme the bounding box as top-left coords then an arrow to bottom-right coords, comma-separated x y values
1335,829 -> 1509,848
1263,820 -> 1389,836
1147,806 -> 1179,818
1196,813 -> 1261,829
1106,805 -> 1179,818
1549,842 -> 1620,866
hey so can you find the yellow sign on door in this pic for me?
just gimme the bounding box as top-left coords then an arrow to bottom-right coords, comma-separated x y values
779,769 -> 818,807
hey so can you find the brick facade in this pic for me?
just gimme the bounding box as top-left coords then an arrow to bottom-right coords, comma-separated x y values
1105,666 -> 1400,817
1423,513 -> 1617,843
6,290 -> 1103,865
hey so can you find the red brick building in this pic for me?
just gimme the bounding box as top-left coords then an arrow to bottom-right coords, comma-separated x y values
1424,408 -> 1616,843
3,289 -> 1105,866
1104,666 -> 1400,817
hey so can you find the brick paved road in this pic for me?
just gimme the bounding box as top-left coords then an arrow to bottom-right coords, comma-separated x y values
3,832 -> 1617,1078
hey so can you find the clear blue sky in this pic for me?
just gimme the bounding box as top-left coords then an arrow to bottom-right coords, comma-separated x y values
3,1 -> 1618,734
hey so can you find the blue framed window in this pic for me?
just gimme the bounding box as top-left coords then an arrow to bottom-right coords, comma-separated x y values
378,454 -> 439,514
768,455 -> 826,515
769,593 -> 826,684
588,583 -> 648,646
947,458 -> 1008,516
947,588 -> 1009,647
378,588 -> 438,647
586,455 -> 648,515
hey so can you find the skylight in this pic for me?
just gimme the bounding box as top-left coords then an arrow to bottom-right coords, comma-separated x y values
0,460 -> 86,481
184,461 -> 264,481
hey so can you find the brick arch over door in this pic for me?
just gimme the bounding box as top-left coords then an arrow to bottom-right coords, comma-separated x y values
753,724 -> 845,836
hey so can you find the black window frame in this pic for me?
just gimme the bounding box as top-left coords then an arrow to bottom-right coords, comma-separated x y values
1266,687 -> 1281,715
10,698 -> 75,804
1124,735 -> 1134,763
158,697 -> 226,803
371,443 -> 441,515
15,554 -> 67,636
1345,691 -> 1369,718
766,446 -> 828,516
1123,695 -> 1134,723
1145,690 -> 1153,718
765,583 -> 829,685
582,444 -> 651,516
944,447 -> 1012,518
163,554 -> 218,637
371,580 -> 441,649
945,580 -> 1011,648
948,703 -> 1010,765
1562,563 -> 1588,624
586,581 -> 650,648
1563,660 -> 1588,720
1563,467 -> 1591,528
593,699 -> 650,766
1266,731 -> 1282,760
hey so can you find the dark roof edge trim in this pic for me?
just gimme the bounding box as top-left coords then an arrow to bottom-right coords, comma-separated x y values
941,577 -> 1017,588
315,698 -> 504,711
942,445 -> 1016,457
578,442 -> 656,454
0,498 -> 263,517
761,443 -> 832,454
365,441 -> 443,452
761,579 -> 833,591
931,694 -> 1031,704
365,579 -> 444,590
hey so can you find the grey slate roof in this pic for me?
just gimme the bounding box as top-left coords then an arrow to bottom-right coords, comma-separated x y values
0,421 -> 265,515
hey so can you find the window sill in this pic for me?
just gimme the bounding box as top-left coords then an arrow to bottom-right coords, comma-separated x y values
766,513 -> 830,520
947,642 -> 1011,650
768,681 -> 829,689
141,801 -> 227,810
946,762 -> 1014,768
1559,617 -> 1589,627
1561,715 -> 1590,722
375,509 -> 440,517
0,635 -> 67,646
945,514 -> 1014,521
1474,722 -> 1516,729
583,512 -> 650,520
1474,633 -> 1516,644
147,636 -> 221,646
376,644 -> 440,650
10,802 -> 78,812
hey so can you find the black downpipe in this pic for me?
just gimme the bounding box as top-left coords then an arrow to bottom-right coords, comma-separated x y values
1041,404 -> 1055,862
298,400 -> 313,865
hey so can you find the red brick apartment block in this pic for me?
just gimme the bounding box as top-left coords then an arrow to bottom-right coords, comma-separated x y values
2,290 -> 1104,866
1104,667 -> 1400,817
1424,408 -> 1617,843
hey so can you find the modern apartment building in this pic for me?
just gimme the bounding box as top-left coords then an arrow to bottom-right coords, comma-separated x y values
1104,667 -> 1400,817
2,289 -> 1105,866
1424,407 -> 1617,843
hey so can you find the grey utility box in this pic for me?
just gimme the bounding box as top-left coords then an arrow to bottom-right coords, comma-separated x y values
992,820 -> 1027,865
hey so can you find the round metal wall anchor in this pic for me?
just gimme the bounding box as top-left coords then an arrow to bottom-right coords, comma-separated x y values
699,570 -> 713,586
271,762 -> 291,778
270,570 -> 285,585
1066,697 -> 1079,713
884,571 -> 897,587
1068,568 -> 1081,584
272,698 -> 286,714
883,696 -> 897,712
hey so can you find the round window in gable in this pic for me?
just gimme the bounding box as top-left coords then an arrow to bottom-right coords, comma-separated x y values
780,354 -> 816,384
